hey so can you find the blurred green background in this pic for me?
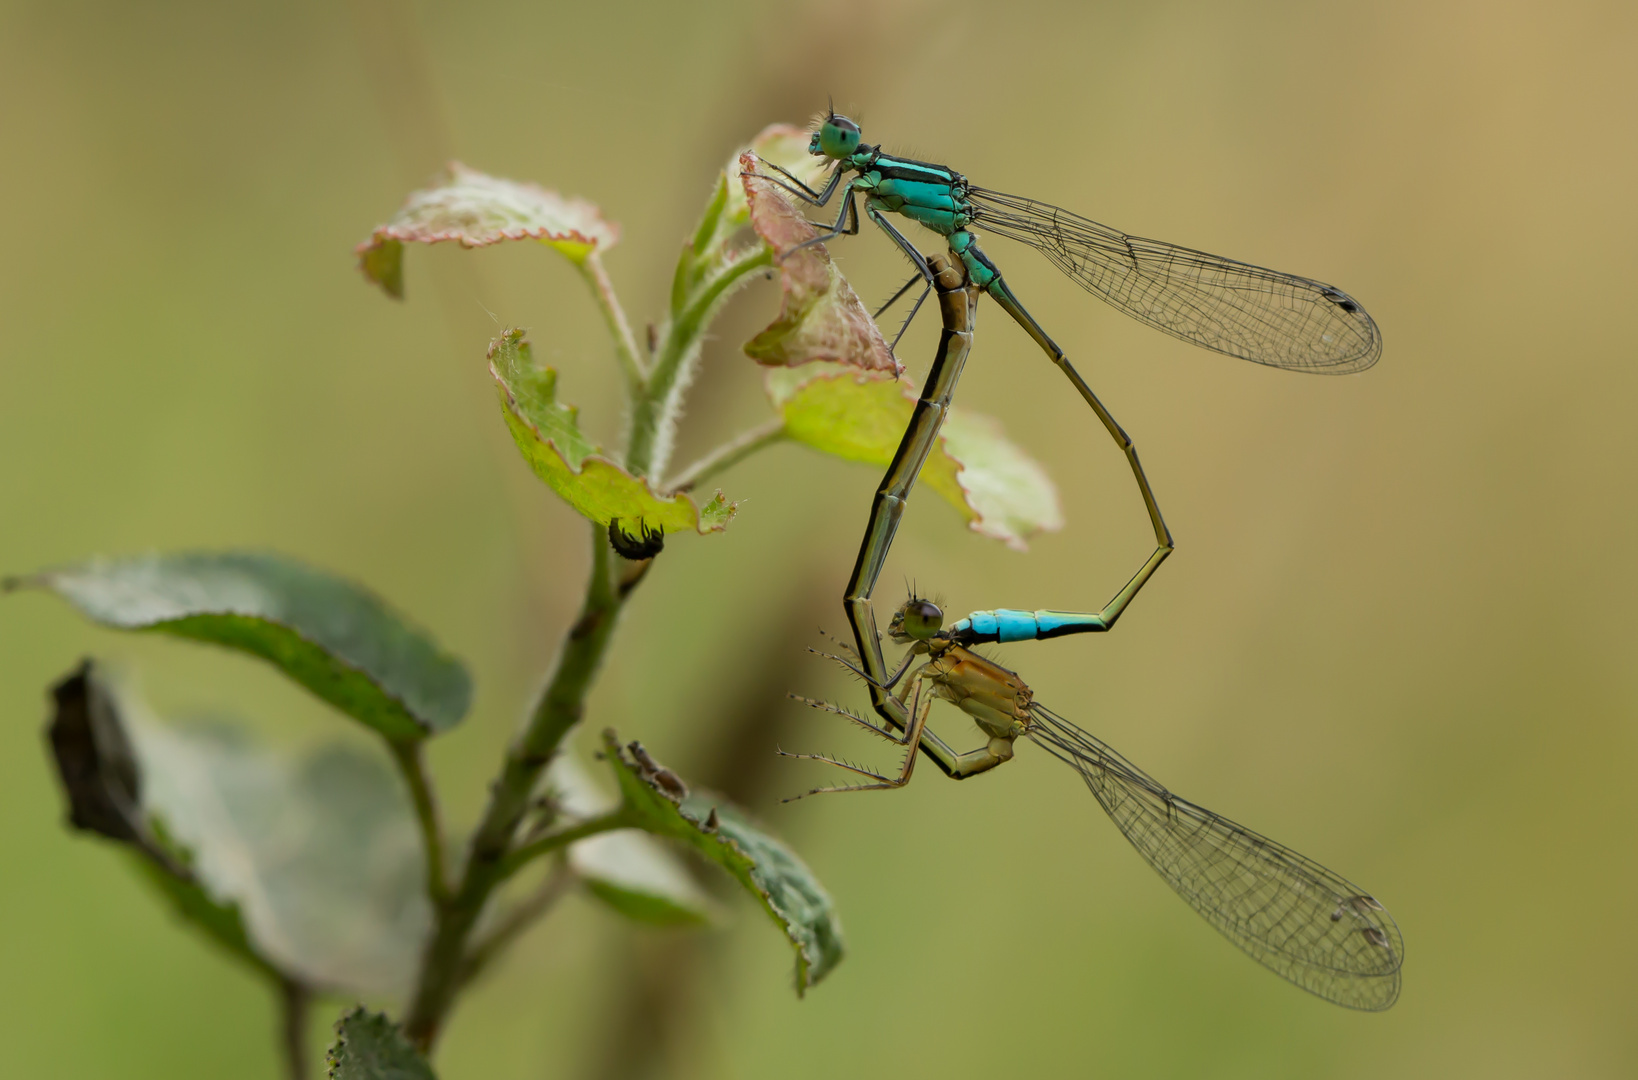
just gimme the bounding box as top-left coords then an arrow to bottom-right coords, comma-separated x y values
3,0 -> 1636,1076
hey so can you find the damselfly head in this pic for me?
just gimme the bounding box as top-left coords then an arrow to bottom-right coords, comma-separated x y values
889,596 -> 944,643
813,112 -> 862,160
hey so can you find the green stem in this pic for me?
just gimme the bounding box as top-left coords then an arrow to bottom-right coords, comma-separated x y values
495,807 -> 632,882
459,858 -> 576,988
390,739 -> 449,906
578,253 -> 647,392
667,418 -> 787,493
402,525 -> 626,1050
628,246 -> 774,478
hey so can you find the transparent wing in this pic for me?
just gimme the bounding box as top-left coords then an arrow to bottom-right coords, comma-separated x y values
1028,706 -> 1402,1009
967,188 -> 1381,373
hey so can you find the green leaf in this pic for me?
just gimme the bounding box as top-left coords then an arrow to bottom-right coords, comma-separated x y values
327,1007 -> 437,1080
42,662 -> 430,994
490,328 -> 738,534
599,731 -> 844,994
740,150 -> 899,374
767,364 -> 1063,550
357,162 -> 619,296
44,663 -> 282,980
547,755 -> 714,927
11,552 -> 471,740
136,720 -> 431,995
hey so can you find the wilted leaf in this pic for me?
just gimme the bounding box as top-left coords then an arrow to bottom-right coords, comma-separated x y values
547,755 -> 714,927
722,123 -> 829,228
11,552 -> 471,741
490,328 -> 737,535
740,152 -> 899,374
599,731 -> 843,994
327,1007 -> 437,1080
767,364 -> 1062,550
357,162 -> 619,296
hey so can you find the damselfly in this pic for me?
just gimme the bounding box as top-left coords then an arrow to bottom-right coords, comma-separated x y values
790,596 -> 1403,1010
753,109 -> 1379,736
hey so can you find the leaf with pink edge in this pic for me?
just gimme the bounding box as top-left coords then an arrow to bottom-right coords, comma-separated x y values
357,163 -> 619,297
739,152 -> 900,375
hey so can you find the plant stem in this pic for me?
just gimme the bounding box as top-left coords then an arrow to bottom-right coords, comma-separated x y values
460,858 -> 576,988
495,807 -> 632,882
403,525 -> 626,1050
390,739 -> 449,906
578,253 -> 647,392
667,418 -> 786,493
628,246 -> 774,478
277,976 -> 311,1080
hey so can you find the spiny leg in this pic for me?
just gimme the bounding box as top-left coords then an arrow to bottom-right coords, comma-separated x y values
754,159 -> 843,205
780,671 -> 938,799
783,190 -> 862,258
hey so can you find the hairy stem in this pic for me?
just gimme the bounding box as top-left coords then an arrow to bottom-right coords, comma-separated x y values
578,253 -> 647,393
390,739 -> 448,905
403,526 -> 626,1050
667,418 -> 786,493
628,246 -> 774,478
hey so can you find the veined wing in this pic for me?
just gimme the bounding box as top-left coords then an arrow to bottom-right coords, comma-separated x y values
967,188 -> 1381,373
1028,706 -> 1402,1009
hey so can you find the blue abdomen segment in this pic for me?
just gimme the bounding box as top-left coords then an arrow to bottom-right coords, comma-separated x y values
949,609 -> 1108,644
949,231 -> 1001,289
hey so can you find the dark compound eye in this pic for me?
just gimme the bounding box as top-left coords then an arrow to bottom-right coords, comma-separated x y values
898,597 -> 944,639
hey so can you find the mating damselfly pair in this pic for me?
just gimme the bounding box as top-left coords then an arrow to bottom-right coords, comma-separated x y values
756,109 -> 1401,1010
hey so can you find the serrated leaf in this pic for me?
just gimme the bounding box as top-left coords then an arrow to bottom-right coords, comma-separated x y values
547,755 -> 714,927
767,364 -> 1063,550
740,152 -> 899,374
11,552 -> 471,740
357,162 -> 619,296
599,731 -> 843,994
489,328 -> 737,535
327,1007 -> 437,1080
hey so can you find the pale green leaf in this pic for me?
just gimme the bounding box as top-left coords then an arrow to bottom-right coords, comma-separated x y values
767,364 -> 1062,549
489,328 -> 737,534
44,663 -> 279,979
137,724 -> 430,995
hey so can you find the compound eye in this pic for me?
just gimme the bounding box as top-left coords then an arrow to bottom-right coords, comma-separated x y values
818,114 -> 863,158
899,598 -> 944,640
